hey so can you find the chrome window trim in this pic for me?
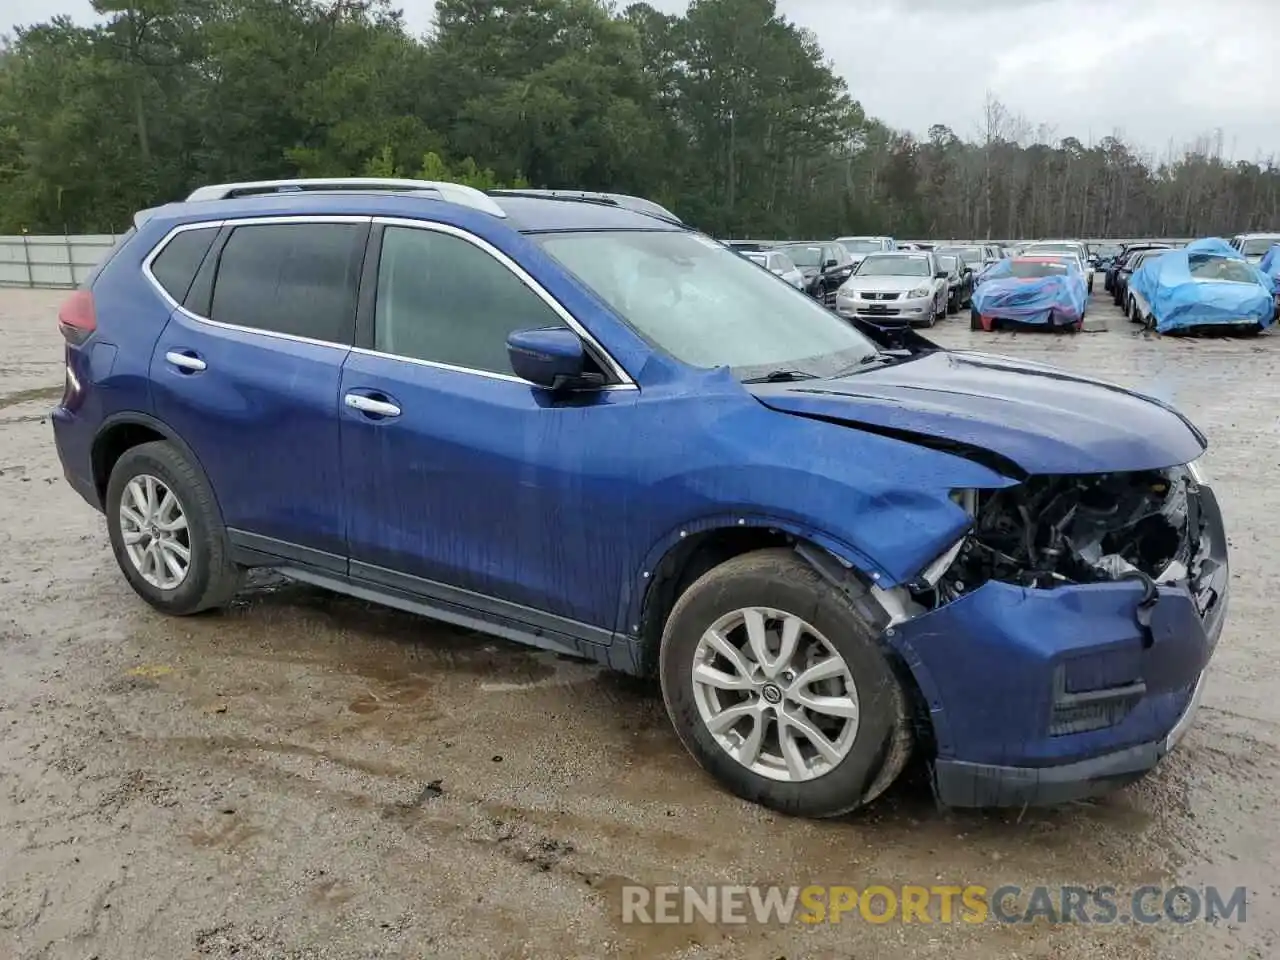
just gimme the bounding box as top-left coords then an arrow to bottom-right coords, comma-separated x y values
368,216 -> 636,389
141,214 -> 373,352
141,213 -> 638,389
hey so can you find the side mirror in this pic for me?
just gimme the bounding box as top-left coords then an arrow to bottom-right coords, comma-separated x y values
506,327 -> 599,390
770,267 -> 785,276
934,269 -> 949,279
823,258 -> 838,269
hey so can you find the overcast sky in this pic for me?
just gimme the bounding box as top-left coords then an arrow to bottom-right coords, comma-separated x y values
4,0 -> 1277,160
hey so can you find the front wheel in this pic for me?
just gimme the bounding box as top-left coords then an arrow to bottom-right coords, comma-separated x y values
659,549 -> 910,818
106,440 -> 243,615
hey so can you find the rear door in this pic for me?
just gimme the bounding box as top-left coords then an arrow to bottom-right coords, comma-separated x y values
149,216 -> 369,568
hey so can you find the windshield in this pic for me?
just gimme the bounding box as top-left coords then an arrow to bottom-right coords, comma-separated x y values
1241,238 -> 1278,257
855,255 -> 930,277
1189,257 -> 1259,283
1008,260 -> 1068,278
1032,254 -> 1080,271
744,253 -> 768,266
535,231 -> 879,376
937,255 -> 958,271
838,238 -> 886,253
777,244 -> 823,267
939,246 -> 983,263
1025,244 -> 1082,258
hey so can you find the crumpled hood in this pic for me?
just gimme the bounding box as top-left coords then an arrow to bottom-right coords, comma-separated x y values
747,350 -> 1207,476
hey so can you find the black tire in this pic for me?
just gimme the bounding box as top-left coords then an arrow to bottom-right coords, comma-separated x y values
105,440 -> 243,615
947,292 -> 958,315
969,305 -> 983,330
658,548 -> 909,818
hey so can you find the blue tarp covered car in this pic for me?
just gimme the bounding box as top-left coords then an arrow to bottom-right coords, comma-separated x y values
1129,237 -> 1276,333
1258,244 -> 1280,293
969,257 -> 1088,331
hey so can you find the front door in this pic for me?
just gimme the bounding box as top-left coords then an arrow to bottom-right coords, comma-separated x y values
339,220 -> 637,631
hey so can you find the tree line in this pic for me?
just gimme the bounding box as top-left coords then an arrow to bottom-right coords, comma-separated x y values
0,0 -> 1276,240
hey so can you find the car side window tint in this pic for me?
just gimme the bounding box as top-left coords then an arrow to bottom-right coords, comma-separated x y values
151,227 -> 218,305
209,223 -> 363,344
374,226 -> 567,376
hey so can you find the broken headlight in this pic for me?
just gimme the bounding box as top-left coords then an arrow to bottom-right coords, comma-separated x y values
913,469 -> 1197,609
1185,457 -> 1210,487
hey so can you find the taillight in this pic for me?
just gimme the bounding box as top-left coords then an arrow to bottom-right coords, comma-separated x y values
58,289 -> 96,345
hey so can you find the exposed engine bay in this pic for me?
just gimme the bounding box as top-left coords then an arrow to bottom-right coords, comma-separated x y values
918,468 -> 1204,608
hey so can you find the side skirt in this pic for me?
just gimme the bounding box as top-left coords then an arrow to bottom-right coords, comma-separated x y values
226,529 -> 645,674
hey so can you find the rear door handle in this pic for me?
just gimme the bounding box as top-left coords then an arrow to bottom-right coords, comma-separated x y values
344,393 -> 401,418
165,350 -> 206,372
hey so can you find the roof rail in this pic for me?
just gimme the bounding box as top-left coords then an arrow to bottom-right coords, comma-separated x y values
487,188 -> 681,224
184,178 -> 507,218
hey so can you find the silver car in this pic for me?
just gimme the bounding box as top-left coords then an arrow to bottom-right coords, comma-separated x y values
835,252 -> 949,326
835,235 -> 895,270
1229,233 -> 1280,264
743,250 -> 805,289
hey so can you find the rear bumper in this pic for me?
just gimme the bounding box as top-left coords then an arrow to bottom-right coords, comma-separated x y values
52,405 -> 102,511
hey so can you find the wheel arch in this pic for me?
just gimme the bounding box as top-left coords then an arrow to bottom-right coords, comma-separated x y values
92,412 -> 216,513
625,515 -> 890,678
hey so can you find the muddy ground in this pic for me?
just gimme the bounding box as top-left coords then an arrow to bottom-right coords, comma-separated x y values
0,285 -> 1277,960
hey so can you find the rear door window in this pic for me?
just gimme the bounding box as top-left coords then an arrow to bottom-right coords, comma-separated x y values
208,222 -> 365,344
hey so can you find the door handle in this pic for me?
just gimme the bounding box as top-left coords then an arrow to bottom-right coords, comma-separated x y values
344,393 -> 401,418
165,351 -> 206,372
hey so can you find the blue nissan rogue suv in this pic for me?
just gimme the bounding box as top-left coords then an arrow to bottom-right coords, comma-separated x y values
52,178 -> 1228,818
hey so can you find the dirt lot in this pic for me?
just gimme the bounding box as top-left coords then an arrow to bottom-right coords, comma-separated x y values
1,285 -> 1277,960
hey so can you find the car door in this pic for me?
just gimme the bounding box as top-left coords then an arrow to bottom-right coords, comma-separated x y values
149,217 -> 368,567
338,219 -> 639,632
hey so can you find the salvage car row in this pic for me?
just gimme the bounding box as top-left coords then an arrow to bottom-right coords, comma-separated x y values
731,234 -> 1280,336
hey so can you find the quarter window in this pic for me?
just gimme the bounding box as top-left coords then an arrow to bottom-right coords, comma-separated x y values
373,226 -> 568,377
150,227 -> 218,305
208,223 -> 364,343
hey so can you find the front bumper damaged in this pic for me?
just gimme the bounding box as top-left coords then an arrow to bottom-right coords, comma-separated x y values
883,480 -> 1228,808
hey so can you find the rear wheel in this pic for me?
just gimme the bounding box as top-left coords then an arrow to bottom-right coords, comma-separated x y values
659,549 -> 910,818
106,441 -> 243,615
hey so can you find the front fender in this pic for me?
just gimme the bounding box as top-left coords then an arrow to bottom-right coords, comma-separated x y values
612,385 -> 1019,634
620,512 -> 882,635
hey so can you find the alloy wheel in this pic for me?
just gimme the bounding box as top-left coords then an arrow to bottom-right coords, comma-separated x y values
119,474 -> 192,590
690,607 -> 859,782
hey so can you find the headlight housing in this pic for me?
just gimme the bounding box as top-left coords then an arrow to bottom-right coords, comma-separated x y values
1186,458 -> 1209,486
908,286 -> 930,298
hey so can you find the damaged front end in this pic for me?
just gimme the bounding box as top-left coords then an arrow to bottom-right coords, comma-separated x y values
914,465 -> 1215,612
878,462 -> 1228,808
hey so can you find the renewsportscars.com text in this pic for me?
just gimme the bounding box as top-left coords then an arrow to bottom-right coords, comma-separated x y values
621,884 -> 1248,926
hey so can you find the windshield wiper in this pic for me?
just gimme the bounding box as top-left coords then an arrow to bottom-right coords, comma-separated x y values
830,353 -> 897,377
740,369 -> 821,384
